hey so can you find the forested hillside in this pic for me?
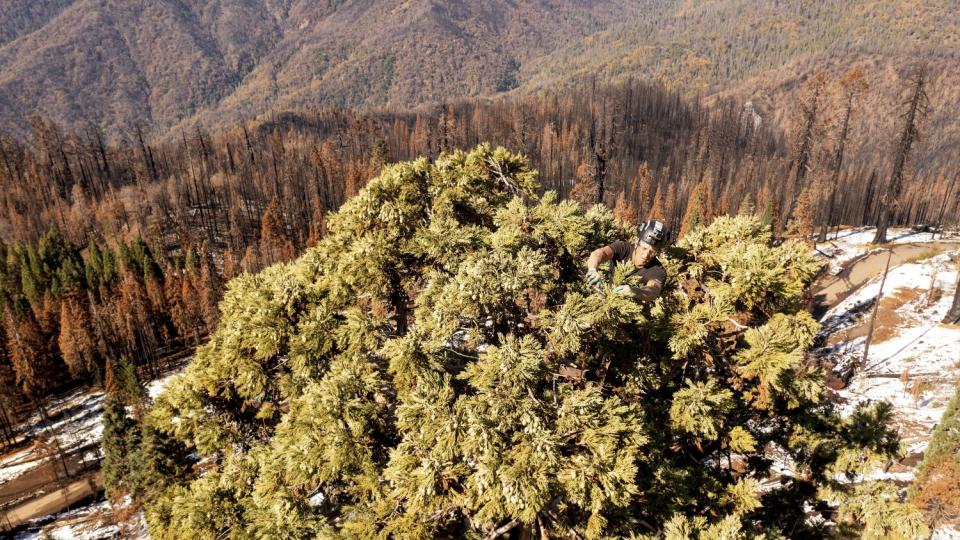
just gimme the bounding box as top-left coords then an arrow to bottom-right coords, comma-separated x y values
0,0 -> 638,138
526,0 -> 957,93
0,0 -> 956,141
1,3 -> 958,536
709,52 -> 960,176
0,0 -> 74,45
2,76 -> 958,437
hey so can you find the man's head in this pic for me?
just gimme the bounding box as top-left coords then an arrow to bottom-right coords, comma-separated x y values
632,220 -> 669,267
631,241 -> 657,267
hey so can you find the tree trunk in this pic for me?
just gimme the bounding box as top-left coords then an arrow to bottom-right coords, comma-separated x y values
874,67 -> 926,244
0,400 -> 13,448
945,266 -> 960,324
861,250 -> 894,372
594,149 -> 607,205
34,398 -> 71,481
818,92 -> 855,242
388,270 -> 409,336
932,173 -> 959,240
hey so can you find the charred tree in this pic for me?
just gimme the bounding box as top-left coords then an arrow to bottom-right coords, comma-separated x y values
819,69 -> 868,241
874,66 -> 929,244
945,261 -> 960,324
791,71 -> 828,192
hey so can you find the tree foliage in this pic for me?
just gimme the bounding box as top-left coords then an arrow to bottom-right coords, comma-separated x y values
142,144 -> 919,538
911,382 -> 960,528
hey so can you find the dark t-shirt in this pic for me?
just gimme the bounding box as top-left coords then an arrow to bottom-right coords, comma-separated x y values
607,240 -> 667,290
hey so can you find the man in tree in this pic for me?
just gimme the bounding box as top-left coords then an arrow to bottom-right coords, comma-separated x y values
585,219 -> 669,300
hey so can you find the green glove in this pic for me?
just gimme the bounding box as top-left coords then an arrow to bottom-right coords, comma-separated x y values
611,285 -> 631,295
585,270 -> 604,292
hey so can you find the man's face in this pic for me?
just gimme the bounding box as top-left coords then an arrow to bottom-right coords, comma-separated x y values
632,241 -> 657,268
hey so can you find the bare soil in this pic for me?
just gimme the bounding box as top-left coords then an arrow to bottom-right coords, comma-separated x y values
822,288 -> 922,347
871,287 -> 924,343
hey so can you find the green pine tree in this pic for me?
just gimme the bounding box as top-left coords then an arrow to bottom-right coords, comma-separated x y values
141,144 -> 922,539
102,391 -> 142,502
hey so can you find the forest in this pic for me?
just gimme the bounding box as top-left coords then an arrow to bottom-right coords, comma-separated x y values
1,70 -> 957,442
0,57 -> 956,540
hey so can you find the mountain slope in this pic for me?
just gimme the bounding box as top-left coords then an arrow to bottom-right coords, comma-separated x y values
0,0 -> 639,137
0,0 -> 957,139
0,0 -> 76,46
707,50 -> 960,176
0,0 -> 283,137
523,0 -> 958,94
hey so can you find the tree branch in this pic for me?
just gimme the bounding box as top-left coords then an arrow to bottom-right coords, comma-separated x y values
485,519 -> 520,539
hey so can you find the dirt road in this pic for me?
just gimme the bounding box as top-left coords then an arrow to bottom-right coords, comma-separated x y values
811,241 -> 960,316
1,472 -> 102,530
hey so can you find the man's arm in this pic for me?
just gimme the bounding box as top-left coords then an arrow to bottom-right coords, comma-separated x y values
619,279 -> 663,301
614,266 -> 666,301
587,246 -> 615,272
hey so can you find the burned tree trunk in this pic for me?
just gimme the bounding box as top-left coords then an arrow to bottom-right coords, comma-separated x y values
945,261 -> 960,324
792,71 -> 827,192
873,66 -> 928,244
819,69 -> 867,241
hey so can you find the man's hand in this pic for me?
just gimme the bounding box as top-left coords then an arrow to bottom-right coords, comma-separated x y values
585,269 -> 604,292
611,285 -> 631,295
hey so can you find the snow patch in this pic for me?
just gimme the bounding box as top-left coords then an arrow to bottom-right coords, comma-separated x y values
0,448 -> 40,483
308,489 -> 326,506
1,362 -> 190,532
818,240 -> 960,496
12,498 -> 119,540
933,527 -> 960,539
814,227 -> 955,275
146,373 -> 175,399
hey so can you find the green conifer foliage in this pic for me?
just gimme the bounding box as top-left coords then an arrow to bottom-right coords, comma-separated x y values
102,392 -> 142,502
142,145 -> 921,539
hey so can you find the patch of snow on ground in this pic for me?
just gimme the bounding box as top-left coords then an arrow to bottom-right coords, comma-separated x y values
0,448 -> 39,484
146,371 -> 177,399
814,238 -> 960,534
820,246 -> 960,490
309,489 -> 326,506
933,527 -> 960,540
815,227 -> 954,274
0,391 -> 105,485
1,366 -> 188,486
1,362 -> 190,532
13,498 -> 119,540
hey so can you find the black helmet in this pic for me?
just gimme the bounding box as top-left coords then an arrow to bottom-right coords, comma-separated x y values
637,220 -> 669,250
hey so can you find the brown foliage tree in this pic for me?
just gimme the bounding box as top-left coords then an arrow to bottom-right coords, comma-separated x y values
647,183 -> 666,221
791,70 -> 829,191
58,295 -> 100,384
176,271 -> 203,345
613,190 -> 639,227
4,304 -> 62,398
819,67 -> 869,241
679,181 -> 708,238
198,249 -> 222,332
0,340 -> 22,448
569,162 -> 598,209
164,272 -> 189,342
912,456 -> 960,527
635,162 -> 653,218
787,184 -> 816,241
259,198 -> 293,266
115,272 -> 158,374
